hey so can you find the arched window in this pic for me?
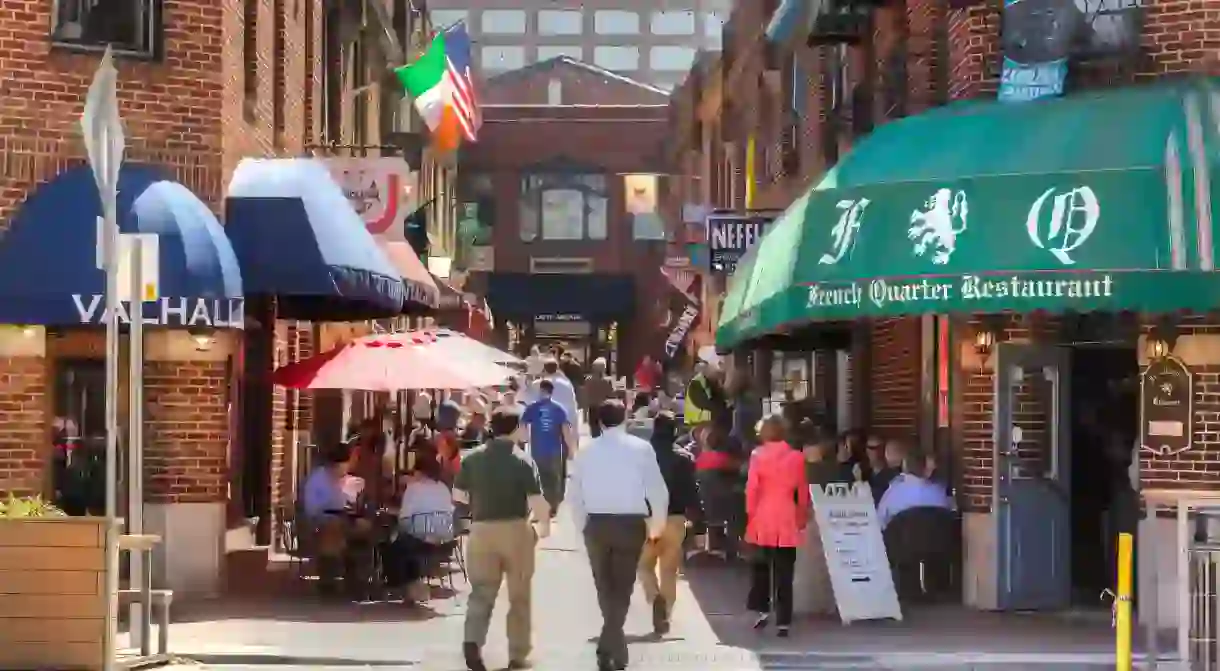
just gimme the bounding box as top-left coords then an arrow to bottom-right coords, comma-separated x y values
519,172 -> 609,241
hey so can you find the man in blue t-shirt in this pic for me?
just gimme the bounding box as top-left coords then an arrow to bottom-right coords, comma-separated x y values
523,379 -> 572,514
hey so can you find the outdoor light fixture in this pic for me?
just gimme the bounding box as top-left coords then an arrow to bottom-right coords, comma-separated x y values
973,328 -> 996,357
189,328 -> 215,352
1147,317 -> 1181,360
20,325 -> 37,338
973,315 -> 1007,358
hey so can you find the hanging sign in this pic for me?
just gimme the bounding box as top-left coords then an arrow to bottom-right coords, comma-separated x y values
1140,354 -> 1194,455
810,482 -> 903,624
323,157 -> 417,239
706,210 -> 780,274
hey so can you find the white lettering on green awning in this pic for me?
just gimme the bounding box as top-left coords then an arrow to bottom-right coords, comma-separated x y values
805,273 -> 1115,312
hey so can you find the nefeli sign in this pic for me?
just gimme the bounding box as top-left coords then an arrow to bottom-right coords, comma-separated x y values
706,211 -> 780,274
1140,354 -> 1193,455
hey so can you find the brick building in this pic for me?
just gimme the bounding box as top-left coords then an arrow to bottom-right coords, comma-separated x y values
459,58 -> 672,374
0,0 -> 454,597
667,0 -> 1220,622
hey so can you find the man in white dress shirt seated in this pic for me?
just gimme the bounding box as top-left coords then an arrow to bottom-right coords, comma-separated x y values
876,450 -> 954,530
569,399 -> 669,671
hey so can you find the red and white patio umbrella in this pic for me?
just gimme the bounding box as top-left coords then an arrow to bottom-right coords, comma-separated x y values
271,331 -> 512,391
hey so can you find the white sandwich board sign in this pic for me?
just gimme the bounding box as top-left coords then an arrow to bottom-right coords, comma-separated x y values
810,481 -> 903,624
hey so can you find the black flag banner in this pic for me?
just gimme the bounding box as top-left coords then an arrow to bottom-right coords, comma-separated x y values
658,269 -> 702,361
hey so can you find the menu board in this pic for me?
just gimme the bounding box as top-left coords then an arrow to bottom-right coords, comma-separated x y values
810,482 -> 903,624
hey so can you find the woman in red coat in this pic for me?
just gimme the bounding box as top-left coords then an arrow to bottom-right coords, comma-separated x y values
744,414 -> 810,636
634,356 -> 661,391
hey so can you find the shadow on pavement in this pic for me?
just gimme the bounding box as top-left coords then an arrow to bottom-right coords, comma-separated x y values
680,559 -> 1129,657
172,596 -> 455,625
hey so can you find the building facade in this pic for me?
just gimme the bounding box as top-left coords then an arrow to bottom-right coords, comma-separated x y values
428,0 -> 731,90
459,59 -> 671,375
0,0 -> 456,598
667,0 -> 1220,624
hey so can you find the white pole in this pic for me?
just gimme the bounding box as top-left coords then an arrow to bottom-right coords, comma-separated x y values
127,240 -> 146,653
101,133 -> 120,671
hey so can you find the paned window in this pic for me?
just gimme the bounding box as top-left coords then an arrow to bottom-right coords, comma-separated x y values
594,10 -> 640,35
519,174 -> 609,241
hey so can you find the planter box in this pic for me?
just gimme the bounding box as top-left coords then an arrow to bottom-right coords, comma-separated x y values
0,516 -> 109,670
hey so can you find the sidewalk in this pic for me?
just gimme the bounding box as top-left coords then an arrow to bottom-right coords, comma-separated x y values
150,420 -> 1167,670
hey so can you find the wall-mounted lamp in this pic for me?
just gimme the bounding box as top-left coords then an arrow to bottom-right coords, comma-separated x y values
1147,316 -> 1180,360
189,328 -> 216,352
973,315 -> 1007,361
20,325 -> 37,339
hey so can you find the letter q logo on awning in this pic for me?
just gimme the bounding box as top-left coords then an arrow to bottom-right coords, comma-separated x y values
1026,186 -> 1100,265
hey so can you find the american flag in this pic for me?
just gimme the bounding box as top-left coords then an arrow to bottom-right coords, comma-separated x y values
442,22 -> 481,142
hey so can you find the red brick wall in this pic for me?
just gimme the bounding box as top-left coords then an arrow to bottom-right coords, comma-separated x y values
867,318 -> 921,443
1140,317 -> 1220,491
0,0 -> 325,510
0,358 -> 49,497
143,361 -> 230,504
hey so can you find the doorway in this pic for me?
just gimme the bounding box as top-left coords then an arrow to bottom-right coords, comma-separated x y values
1068,345 -> 1139,605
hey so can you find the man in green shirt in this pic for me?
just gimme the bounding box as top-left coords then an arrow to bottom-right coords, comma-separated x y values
453,406 -> 550,671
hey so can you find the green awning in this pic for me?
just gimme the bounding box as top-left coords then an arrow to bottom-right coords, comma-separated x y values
718,78 -> 1220,349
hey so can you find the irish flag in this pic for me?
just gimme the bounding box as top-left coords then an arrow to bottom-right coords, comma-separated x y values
394,22 -> 481,154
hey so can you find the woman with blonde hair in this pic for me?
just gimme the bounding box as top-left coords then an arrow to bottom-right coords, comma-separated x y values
744,414 -> 810,636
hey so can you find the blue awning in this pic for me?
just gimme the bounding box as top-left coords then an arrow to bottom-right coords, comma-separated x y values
225,159 -> 405,321
486,273 -> 635,322
0,164 -> 244,327
766,0 -> 812,44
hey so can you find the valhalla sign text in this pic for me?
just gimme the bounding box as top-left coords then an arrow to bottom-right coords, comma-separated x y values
807,273 -> 1115,311
72,294 -> 244,327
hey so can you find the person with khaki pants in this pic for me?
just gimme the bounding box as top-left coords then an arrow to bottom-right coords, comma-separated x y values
636,411 -> 698,635
453,407 -> 550,671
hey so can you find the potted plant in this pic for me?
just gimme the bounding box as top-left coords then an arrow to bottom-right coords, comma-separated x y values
0,495 -> 112,670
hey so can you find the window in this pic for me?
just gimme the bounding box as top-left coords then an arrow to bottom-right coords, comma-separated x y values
52,0 -> 160,56
703,13 -> 723,48
537,9 -> 582,35
594,46 -> 639,72
242,0 -> 258,121
650,10 -> 695,35
480,9 -> 526,34
649,45 -> 696,71
594,10 -> 640,35
537,45 -> 583,61
272,0 -> 285,143
520,174 -> 609,241
481,45 -> 526,72
429,9 -> 469,30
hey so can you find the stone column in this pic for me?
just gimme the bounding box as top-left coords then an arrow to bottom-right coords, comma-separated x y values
142,329 -> 236,598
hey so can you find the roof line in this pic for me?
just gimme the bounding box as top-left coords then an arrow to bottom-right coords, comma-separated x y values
483,56 -> 672,96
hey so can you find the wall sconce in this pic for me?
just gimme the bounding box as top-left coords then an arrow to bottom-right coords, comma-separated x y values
1147,316 -> 1180,360
973,315 -> 1007,359
20,325 -> 37,338
189,328 -> 216,352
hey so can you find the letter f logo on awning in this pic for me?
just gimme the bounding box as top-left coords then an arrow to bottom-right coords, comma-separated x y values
820,198 -> 870,265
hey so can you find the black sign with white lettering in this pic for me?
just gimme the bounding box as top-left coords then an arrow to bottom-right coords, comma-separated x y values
706,211 -> 780,274
1140,355 -> 1193,456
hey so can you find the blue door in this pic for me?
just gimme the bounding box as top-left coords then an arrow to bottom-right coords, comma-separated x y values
994,343 -> 1072,611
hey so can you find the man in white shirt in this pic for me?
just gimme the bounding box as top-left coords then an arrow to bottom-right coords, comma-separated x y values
876,452 -> 954,530
568,400 -> 668,671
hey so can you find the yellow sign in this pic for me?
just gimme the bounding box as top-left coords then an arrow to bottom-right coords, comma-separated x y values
744,134 -> 756,209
